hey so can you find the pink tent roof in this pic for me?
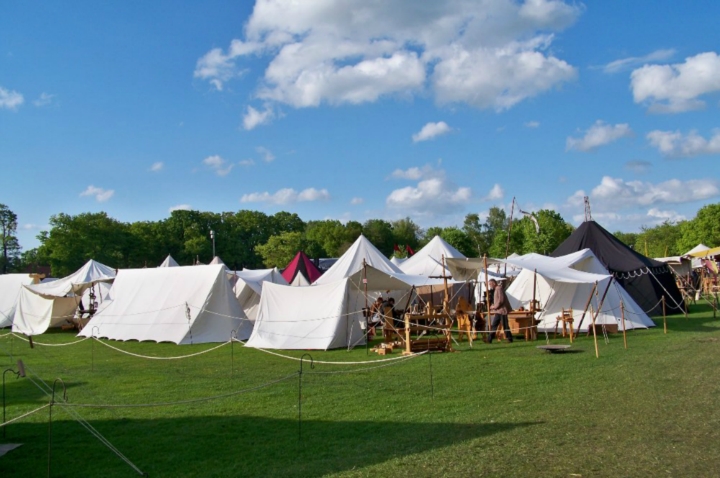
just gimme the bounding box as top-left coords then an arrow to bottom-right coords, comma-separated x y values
281,251 -> 323,284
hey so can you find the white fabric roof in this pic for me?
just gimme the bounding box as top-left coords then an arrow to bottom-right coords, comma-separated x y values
210,256 -> 225,266
246,278 -> 366,350
506,249 -> 654,332
446,257 -> 520,282
685,244 -> 710,256
232,268 -> 288,336
80,265 -> 243,344
399,236 -> 465,277
159,255 -> 179,267
0,274 -> 36,328
390,256 -> 407,266
24,259 -> 115,298
314,235 -> 402,285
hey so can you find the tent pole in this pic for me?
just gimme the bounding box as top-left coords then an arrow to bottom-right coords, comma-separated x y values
503,197 -> 515,277
363,260 -> 369,355
575,282 -> 598,333
590,282 -> 600,358
620,300 -> 628,350
483,255 -> 490,342
662,296 -> 667,334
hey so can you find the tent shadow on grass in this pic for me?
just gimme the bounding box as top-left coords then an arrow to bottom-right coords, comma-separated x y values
1,415 -> 542,477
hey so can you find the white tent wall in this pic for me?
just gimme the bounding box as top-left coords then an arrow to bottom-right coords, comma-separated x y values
0,274 -> 36,328
290,273 -> 311,287
506,250 -> 654,332
246,279 -> 354,350
232,268 -> 289,325
12,289 -> 78,335
80,265 -> 245,344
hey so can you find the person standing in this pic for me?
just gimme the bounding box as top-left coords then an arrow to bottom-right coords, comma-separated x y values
488,279 -> 513,343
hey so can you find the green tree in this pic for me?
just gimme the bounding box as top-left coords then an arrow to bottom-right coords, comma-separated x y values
439,227 -> 475,257
633,221 -> 683,257
676,203 -> 720,253
462,213 -> 485,255
0,204 -> 21,273
305,220 -> 351,258
362,219 -> 394,256
391,217 -> 421,257
519,210 -> 573,255
255,231 -> 310,268
613,231 -> 640,249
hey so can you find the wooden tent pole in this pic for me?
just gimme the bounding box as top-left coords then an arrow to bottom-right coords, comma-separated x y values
590,282 -> 600,358
575,282 -> 598,332
620,299 -> 628,350
662,295 -> 667,334
503,197 -> 515,277
484,254 -> 491,341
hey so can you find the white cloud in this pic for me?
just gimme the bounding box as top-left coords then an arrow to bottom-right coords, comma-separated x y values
240,187 -> 330,204
169,204 -> 192,212
255,146 -> 275,162
80,185 -> 114,202
386,166 -> 471,217
647,208 -> 685,222
482,184 -> 505,202
33,92 -> 55,107
624,160 -> 652,173
242,105 -> 274,130
599,49 -> 675,74
0,86 -> 24,110
568,176 -> 719,212
150,161 -> 164,172
350,197 -> 364,205
631,51 -> 720,113
202,155 -> 233,176
566,120 -> 633,152
196,1 -> 581,111
525,121 -> 540,128
647,129 -> 720,158
412,121 -> 452,142
239,159 -> 255,166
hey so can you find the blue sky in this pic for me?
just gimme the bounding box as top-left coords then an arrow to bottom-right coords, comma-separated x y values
2,1 -> 719,251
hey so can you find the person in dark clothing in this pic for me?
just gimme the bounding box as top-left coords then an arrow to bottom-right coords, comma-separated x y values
488,279 -> 513,343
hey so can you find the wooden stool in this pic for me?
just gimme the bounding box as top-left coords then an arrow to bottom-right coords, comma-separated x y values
554,308 -> 574,343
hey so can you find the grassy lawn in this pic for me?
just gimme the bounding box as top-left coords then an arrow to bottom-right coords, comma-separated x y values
1,303 -> 719,477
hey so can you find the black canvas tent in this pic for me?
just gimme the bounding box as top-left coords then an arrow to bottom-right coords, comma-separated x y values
551,221 -> 684,314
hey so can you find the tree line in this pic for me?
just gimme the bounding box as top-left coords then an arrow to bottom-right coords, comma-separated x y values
1,202 -> 718,278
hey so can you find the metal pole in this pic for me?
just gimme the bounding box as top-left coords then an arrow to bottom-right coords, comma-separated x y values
48,378 -> 67,478
662,296 -> 667,334
428,352 -> 434,400
483,255 -> 490,342
2,369 -> 18,438
298,354 -> 314,441
503,197 -> 515,277
620,300 -> 628,350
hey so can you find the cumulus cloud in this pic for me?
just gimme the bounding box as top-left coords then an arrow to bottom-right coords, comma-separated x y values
33,92 -> 55,107
255,146 -> 275,162
350,197 -> 364,205
240,187 -> 330,204
567,176 -> 719,211
624,160 -> 652,173
525,121 -> 540,128
239,159 -> 255,166
195,1 -> 581,111
566,120 -> 633,152
169,204 -> 192,212
242,105 -> 275,130
647,129 -> 720,158
385,165 -> 471,216
599,49 -> 675,74
80,185 -> 114,202
482,184 -> 505,202
0,86 -> 24,110
631,52 -> 720,113
412,121 -> 452,142
202,155 -> 233,176
647,208 -> 686,222
150,162 -> 164,172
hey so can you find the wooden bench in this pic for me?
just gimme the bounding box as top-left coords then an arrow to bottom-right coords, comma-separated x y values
554,308 -> 574,343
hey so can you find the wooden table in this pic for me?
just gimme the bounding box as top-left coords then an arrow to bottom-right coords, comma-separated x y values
506,310 -> 539,341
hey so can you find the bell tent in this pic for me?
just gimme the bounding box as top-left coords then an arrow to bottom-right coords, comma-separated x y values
281,251 -> 322,286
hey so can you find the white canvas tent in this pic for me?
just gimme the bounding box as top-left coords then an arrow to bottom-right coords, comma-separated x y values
314,235 -> 402,285
232,268 -> 288,337
210,256 -> 226,266
80,265 -> 243,344
390,256 -> 407,267
685,244 -> 711,269
655,256 -> 692,276
505,250 -> 654,332
159,255 -> 179,267
246,263 -> 418,350
13,260 -> 116,336
399,235 -> 465,277
0,274 -> 37,328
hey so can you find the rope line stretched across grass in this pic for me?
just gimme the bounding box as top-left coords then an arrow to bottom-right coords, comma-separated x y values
10,333 -> 91,347
93,338 -> 231,359
0,403 -> 50,428
59,373 -> 298,409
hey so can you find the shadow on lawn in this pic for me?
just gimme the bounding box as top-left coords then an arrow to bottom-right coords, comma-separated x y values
1,415 -> 542,477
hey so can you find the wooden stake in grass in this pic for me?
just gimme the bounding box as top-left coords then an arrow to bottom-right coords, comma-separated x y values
591,306 -> 599,358
662,295 -> 667,334
620,300 -> 627,350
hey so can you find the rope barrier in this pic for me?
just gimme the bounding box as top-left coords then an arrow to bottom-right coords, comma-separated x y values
0,403 -> 50,428
10,333 -> 91,347
93,338 -> 230,360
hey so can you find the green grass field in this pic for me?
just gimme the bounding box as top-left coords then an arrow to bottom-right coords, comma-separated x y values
1,303 -> 719,477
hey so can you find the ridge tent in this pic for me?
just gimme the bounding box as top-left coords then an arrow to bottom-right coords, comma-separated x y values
399,235 -> 466,277
159,255 -> 179,267
210,256 -> 226,266
551,221 -> 684,314
246,265 -> 421,350
231,268 -> 288,338
13,260 -> 116,336
80,265 -> 243,344
0,274 -> 38,328
505,250 -> 654,332
390,256 -> 407,267
313,235 -> 402,285
281,251 -> 322,286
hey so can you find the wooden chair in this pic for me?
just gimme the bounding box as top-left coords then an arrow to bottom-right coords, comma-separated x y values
554,308 -> 574,343
455,297 -> 475,341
